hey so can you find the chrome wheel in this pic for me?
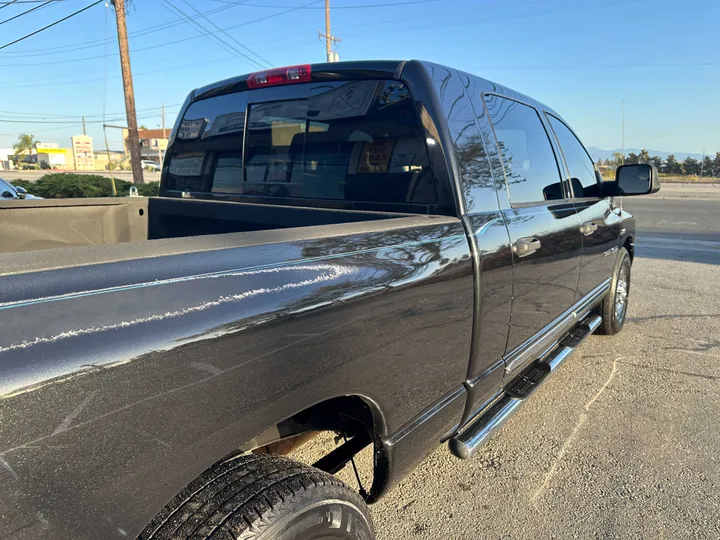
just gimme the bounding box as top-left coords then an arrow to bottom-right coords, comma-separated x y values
615,265 -> 629,324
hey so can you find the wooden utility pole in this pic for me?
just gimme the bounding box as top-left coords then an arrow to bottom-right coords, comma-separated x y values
621,100 -> 625,166
158,103 -> 166,166
324,0 -> 331,62
82,116 -> 86,136
112,0 -> 144,184
318,0 -> 340,62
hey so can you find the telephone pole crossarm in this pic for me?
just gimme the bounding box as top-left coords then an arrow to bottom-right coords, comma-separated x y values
319,0 -> 340,62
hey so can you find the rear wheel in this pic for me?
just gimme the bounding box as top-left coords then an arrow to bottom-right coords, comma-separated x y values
141,454 -> 374,540
598,247 -> 631,335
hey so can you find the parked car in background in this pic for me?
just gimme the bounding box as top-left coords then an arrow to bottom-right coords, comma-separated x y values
0,60 -> 659,539
141,159 -> 162,171
0,178 -> 42,199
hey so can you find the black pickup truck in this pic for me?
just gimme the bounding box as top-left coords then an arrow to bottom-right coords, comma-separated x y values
0,61 -> 658,539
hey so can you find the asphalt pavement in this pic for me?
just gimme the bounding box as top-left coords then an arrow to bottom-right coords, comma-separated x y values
297,187 -> 720,539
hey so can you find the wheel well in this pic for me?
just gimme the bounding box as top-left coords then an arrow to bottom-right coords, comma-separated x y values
236,396 -> 387,501
623,235 -> 634,262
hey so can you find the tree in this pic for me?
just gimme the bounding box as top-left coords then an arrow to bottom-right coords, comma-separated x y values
713,152 -> 720,178
665,154 -> 682,174
139,124 -> 148,130
625,152 -> 639,165
683,157 -> 700,176
13,133 -> 39,160
612,152 -> 624,167
701,156 -> 713,177
638,148 -> 650,164
648,156 -> 663,170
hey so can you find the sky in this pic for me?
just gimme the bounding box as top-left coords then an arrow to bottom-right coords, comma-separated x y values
0,0 -> 717,154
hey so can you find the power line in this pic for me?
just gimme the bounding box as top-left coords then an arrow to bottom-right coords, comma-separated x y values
0,0 -> 67,3
209,0 -> 436,7
349,0 -> 651,35
2,0 -> 322,59
0,112 -> 175,136
0,104 -> 182,119
0,0 -> 320,65
175,0 -> 271,67
0,0 -> 103,50
0,0 -> 20,10
0,48 -> 243,88
0,1 -> 237,57
0,0 -> 54,25
155,0 -> 266,69
0,113 -> 174,124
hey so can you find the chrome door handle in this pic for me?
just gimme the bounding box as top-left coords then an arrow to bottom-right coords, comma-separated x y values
513,237 -> 541,257
580,221 -> 599,236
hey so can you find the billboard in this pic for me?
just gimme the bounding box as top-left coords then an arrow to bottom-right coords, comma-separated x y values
71,135 -> 94,170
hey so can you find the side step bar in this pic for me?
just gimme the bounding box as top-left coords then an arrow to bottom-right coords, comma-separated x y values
449,314 -> 602,460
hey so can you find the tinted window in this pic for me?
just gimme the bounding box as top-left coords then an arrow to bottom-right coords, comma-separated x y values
167,80 -> 436,207
430,64 -> 496,214
484,95 -> 563,205
0,179 -> 17,198
546,115 -> 598,198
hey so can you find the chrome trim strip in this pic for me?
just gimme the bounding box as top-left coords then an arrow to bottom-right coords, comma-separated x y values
504,278 -> 610,374
385,385 -> 466,446
467,358 -> 505,387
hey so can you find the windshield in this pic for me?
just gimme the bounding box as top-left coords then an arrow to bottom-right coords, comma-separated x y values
166,80 -> 436,208
0,179 -> 16,196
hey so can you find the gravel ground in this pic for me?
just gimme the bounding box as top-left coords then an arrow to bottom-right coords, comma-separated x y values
295,237 -> 720,538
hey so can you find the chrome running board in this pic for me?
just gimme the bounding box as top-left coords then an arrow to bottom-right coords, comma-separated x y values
449,314 -> 602,460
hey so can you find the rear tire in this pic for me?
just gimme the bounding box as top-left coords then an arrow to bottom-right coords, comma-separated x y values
141,454 -> 374,540
597,247 -> 631,335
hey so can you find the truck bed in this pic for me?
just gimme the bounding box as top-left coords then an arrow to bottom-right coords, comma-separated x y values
0,196 -> 409,255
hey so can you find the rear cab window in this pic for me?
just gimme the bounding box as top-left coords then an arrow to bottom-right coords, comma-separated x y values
166,80 -> 436,211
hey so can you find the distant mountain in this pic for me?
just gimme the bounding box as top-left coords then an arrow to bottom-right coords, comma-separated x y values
586,147 -> 705,162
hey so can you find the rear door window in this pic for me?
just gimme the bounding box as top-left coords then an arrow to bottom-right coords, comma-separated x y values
484,95 -> 564,205
167,80 -> 436,207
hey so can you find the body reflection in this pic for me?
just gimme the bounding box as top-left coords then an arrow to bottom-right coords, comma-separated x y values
0,218 -> 473,538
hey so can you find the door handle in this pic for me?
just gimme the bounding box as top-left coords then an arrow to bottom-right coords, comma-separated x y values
580,221 -> 599,236
513,237 -> 541,257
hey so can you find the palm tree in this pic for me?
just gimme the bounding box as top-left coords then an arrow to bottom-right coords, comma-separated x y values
13,133 -> 39,160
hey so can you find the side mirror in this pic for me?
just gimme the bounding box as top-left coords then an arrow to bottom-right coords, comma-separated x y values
612,163 -> 660,196
15,186 -> 27,199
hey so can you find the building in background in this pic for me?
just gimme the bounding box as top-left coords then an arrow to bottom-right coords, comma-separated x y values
0,149 -> 14,171
123,128 -> 169,164
94,149 -> 126,171
2,136 -> 125,171
36,142 -> 69,169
